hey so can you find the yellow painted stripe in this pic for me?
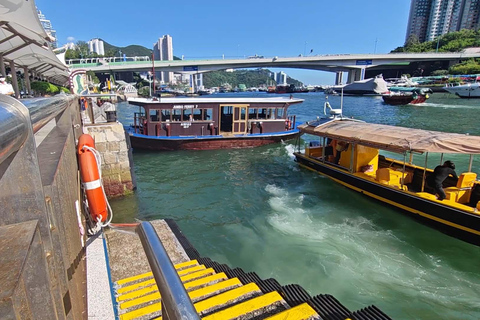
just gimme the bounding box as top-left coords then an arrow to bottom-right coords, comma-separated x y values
194,283 -> 261,314
116,260 -> 199,286
119,290 -> 160,310
175,259 -> 199,270
119,302 -> 161,320
184,272 -> 228,290
298,161 -> 480,237
188,278 -> 242,301
120,277 -> 242,311
201,291 -> 284,320
120,278 -> 242,310
265,303 -> 318,319
178,264 -> 206,276
117,278 -> 156,294
117,284 -> 158,302
180,268 -> 215,283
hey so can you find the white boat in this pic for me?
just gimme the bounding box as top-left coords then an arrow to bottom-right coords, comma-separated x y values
331,74 -> 389,95
444,82 -> 480,98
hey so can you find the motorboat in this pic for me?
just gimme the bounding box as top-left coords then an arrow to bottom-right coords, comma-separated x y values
293,103 -> 480,247
382,87 -> 433,105
444,82 -> 480,98
331,74 -> 389,95
126,96 -> 303,151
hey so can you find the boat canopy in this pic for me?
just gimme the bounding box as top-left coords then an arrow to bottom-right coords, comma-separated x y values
299,120 -> 480,154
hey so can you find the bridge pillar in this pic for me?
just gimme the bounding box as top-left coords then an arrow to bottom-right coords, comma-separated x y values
335,71 -> 344,85
347,68 -> 365,83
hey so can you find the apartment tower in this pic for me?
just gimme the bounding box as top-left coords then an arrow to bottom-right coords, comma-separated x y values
406,0 -> 480,43
153,35 -> 174,84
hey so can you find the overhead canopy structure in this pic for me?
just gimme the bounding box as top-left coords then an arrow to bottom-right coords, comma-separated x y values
299,120 -> 480,154
0,0 -> 69,85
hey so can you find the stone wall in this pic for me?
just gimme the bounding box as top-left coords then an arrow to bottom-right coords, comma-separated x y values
85,122 -> 135,198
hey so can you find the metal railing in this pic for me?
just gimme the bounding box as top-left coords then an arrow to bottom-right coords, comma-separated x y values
0,94 -> 76,168
136,221 -> 199,320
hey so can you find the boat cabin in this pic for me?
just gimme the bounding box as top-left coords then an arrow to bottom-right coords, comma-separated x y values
128,97 -> 302,137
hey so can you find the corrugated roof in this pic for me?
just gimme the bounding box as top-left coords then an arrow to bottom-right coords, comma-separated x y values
0,0 -> 69,85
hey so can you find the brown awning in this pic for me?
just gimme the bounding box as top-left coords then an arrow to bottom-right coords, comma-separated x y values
299,119 -> 480,154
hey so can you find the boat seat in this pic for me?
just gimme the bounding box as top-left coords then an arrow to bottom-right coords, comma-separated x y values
376,168 -> 390,184
445,172 -> 477,204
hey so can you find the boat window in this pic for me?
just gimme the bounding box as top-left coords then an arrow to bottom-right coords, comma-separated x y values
193,108 -> 202,120
183,108 -> 192,121
240,108 -> 246,120
222,106 -> 233,115
277,108 -> 284,118
267,108 -> 275,119
173,109 -> 182,121
162,110 -> 171,121
204,108 -> 212,120
258,108 -> 267,119
249,108 -> 257,119
149,109 -> 160,122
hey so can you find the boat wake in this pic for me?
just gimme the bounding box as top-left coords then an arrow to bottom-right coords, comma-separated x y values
263,183 -> 480,317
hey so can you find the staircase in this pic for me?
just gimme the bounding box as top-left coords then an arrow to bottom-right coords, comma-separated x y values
115,258 -> 391,320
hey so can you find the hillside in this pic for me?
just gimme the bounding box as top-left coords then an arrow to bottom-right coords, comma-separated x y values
203,69 -> 303,88
103,40 -> 152,57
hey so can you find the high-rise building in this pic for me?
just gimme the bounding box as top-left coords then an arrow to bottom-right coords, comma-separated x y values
37,9 -> 57,48
271,71 -> 287,85
88,39 -> 105,56
406,0 -> 480,43
153,35 -> 174,84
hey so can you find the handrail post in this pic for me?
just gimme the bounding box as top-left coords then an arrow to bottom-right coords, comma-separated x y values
135,222 -> 199,320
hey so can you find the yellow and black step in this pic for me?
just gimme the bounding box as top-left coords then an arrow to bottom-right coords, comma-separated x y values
114,259 -> 321,320
114,257 -> 393,320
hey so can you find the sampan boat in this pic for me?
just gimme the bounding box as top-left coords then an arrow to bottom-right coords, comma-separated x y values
127,97 -> 303,151
293,110 -> 480,246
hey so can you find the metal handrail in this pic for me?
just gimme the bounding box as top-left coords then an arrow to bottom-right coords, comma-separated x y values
0,95 -> 29,166
23,94 -> 76,133
0,94 -> 76,167
136,222 -> 199,320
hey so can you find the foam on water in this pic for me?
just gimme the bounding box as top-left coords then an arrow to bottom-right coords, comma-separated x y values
262,183 -> 480,318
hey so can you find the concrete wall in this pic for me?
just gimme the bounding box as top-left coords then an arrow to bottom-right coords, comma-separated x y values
85,122 -> 135,198
0,97 -> 87,319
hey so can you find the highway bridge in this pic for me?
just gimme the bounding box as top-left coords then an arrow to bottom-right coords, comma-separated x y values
68,51 -> 480,84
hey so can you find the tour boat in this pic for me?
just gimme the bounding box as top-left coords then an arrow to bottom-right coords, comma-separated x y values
444,82 -> 480,98
293,103 -> 480,247
126,96 -> 303,151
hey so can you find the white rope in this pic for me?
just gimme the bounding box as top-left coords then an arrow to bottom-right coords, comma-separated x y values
82,145 -> 113,228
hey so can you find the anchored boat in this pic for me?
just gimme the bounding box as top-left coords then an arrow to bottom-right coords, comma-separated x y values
294,104 -> 480,246
126,96 -> 303,151
382,87 -> 433,105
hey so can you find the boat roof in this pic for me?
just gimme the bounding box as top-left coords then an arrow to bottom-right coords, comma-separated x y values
128,96 -> 304,106
299,119 -> 480,154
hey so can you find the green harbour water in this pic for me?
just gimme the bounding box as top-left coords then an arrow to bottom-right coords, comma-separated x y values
112,92 -> 480,320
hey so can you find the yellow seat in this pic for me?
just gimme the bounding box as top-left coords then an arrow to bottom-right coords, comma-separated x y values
456,172 -> 477,189
376,168 -> 390,184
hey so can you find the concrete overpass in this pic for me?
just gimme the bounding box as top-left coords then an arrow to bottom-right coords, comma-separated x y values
68,52 -> 480,84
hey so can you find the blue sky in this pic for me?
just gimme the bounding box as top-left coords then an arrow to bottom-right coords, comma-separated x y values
36,0 -> 411,85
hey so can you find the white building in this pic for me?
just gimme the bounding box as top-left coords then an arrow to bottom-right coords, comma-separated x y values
271,71 -> 287,85
37,9 -> 57,48
153,35 -> 174,84
88,38 -> 105,56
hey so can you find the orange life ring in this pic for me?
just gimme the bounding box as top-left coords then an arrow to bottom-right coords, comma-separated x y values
77,134 -> 107,222
285,119 -> 292,130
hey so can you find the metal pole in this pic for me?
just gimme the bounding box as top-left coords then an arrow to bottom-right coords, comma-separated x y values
421,152 -> 429,192
468,155 -> 473,172
136,222 -> 199,320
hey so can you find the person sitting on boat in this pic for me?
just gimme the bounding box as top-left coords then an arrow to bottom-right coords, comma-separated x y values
427,160 -> 458,201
